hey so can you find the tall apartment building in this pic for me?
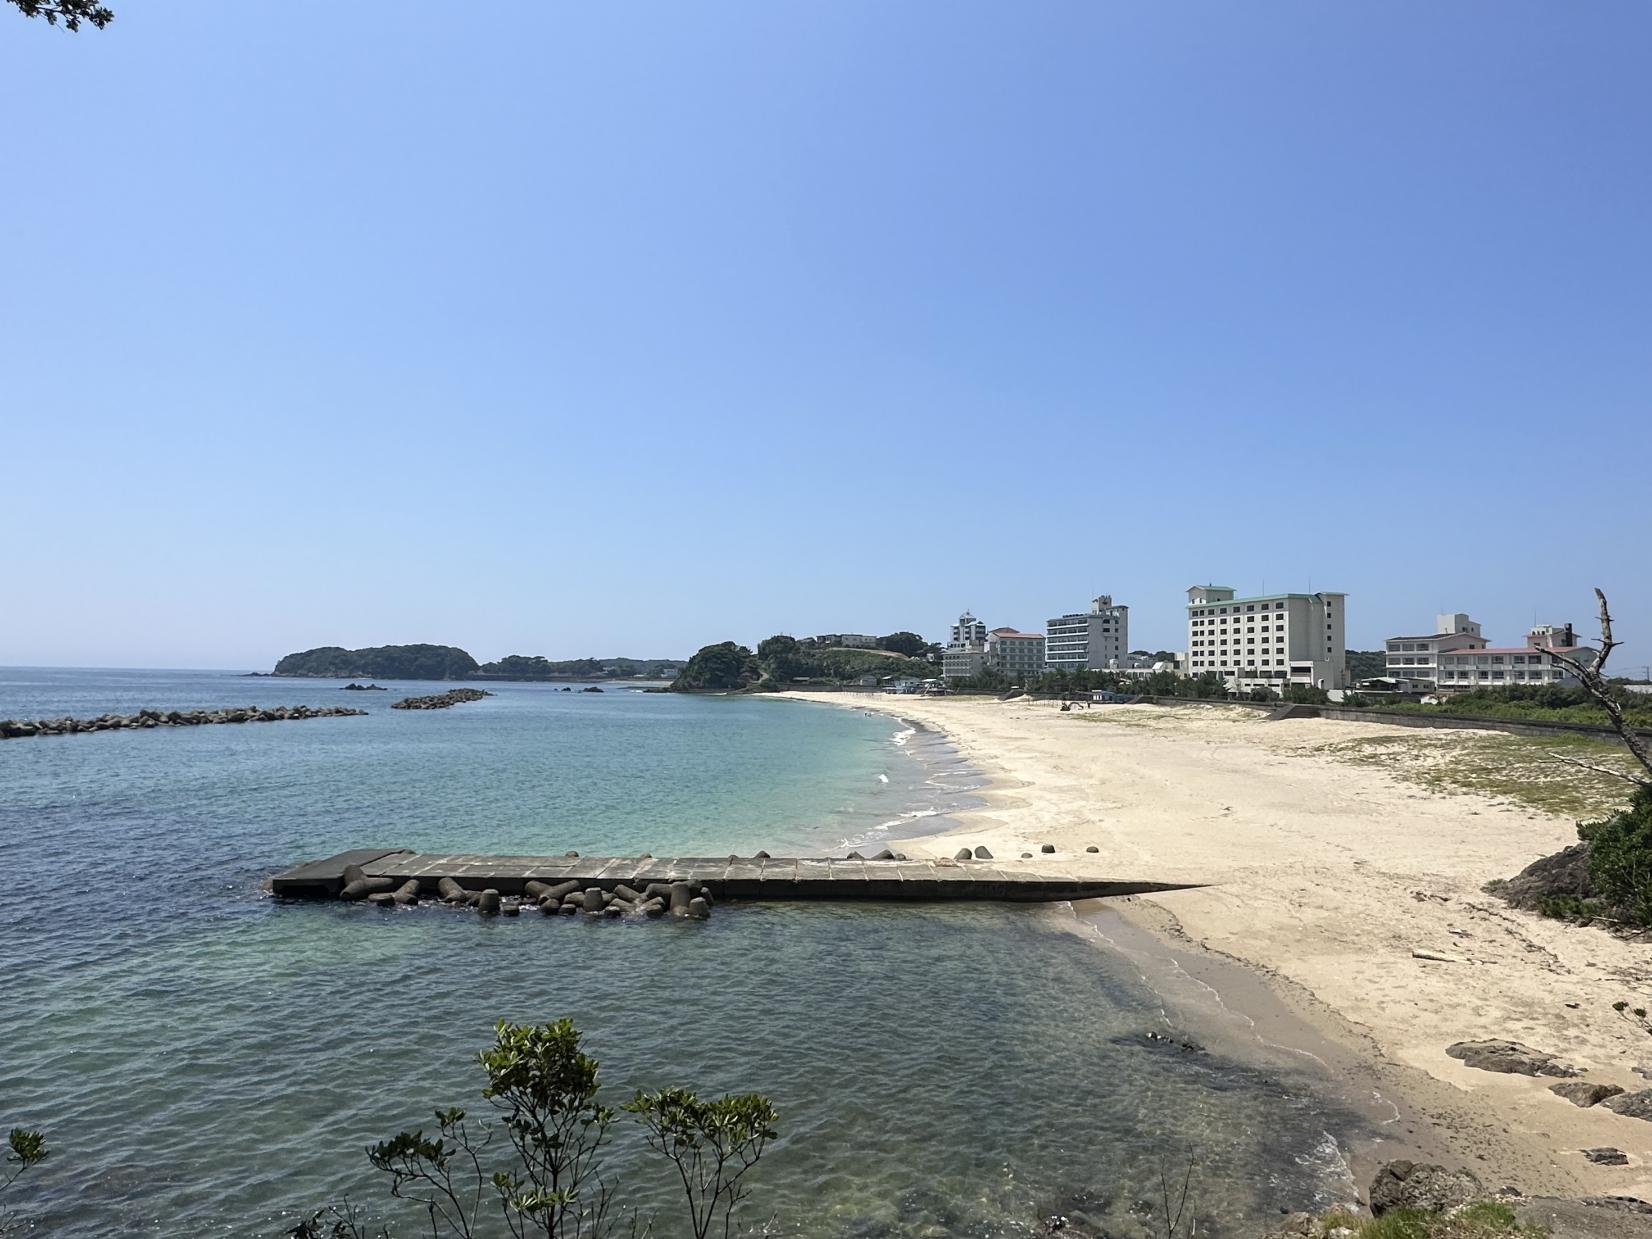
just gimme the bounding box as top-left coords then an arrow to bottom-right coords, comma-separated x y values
1383,613 -> 1487,687
985,628 -> 1046,680
942,610 -> 988,680
1045,595 -> 1129,671
949,611 -> 987,649
1185,585 -> 1347,690
1436,624 -> 1595,689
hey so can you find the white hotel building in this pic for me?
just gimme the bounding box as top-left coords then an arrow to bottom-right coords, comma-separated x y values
1185,585 -> 1347,691
1436,624 -> 1595,689
1046,595 -> 1128,671
1383,613 -> 1487,688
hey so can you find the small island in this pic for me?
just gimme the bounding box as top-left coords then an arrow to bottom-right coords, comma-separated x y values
269,645 -> 685,683
341,682 -> 387,692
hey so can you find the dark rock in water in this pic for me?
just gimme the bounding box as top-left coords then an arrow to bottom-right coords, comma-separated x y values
1552,1081 -> 1626,1108
391,688 -> 493,711
340,876 -> 395,901
668,882 -> 693,917
341,682 -> 387,691
1447,1040 -> 1580,1078
1586,1148 -> 1631,1166
1086,845 -> 1100,853
1041,843 -> 1056,854
1604,1090 -> 1652,1121
973,845 -> 993,859
954,848 -> 974,861
560,686 -> 572,692
1369,1160 -> 1482,1216
582,686 -> 604,693
1125,1029 -> 1204,1055
686,896 -> 711,920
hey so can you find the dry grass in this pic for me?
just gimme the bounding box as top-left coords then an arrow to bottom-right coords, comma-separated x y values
1305,730 -> 1638,819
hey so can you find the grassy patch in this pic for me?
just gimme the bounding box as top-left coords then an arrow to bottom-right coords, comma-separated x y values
1309,731 -> 1637,818
1313,1202 -> 1541,1239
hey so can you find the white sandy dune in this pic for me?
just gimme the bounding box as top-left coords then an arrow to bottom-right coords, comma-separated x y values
783,692 -> 1652,1201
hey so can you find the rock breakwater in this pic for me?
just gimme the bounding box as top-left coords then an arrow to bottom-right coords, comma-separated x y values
390,688 -> 494,710
0,705 -> 367,739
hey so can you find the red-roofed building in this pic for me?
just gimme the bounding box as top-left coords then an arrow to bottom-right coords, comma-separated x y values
986,627 -> 1047,679
1436,624 -> 1596,689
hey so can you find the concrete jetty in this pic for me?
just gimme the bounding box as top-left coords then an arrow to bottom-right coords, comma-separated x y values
270,849 -> 1199,903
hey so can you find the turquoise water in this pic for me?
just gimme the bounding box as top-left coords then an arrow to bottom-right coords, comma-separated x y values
1,668 -> 1362,1237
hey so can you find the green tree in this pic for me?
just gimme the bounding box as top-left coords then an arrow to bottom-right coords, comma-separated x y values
2,1128 -> 49,1235
668,643 -> 761,692
6,0 -> 112,29
755,635 -> 809,682
625,1090 -> 778,1239
876,632 -> 929,658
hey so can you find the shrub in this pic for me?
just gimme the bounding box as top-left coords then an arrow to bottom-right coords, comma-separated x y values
1579,783 -> 1652,926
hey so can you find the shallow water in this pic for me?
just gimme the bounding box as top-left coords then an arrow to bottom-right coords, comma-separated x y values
1,669 -> 1363,1236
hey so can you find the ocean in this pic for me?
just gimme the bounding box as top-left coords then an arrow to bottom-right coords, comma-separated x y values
0,668 -> 1364,1237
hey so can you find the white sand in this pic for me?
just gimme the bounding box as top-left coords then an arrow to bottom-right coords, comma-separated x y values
783,691 -> 1652,1199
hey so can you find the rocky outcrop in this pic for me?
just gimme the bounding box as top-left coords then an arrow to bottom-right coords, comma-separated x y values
1551,1081 -> 1626,1107
1585,1148 -> 1630,1166
0,705 -> 366,739
390,688 -> 493,711
1368,1160 -> 1482,1216
1446,1040 -> 1580,1077
1603,1090 -> 1652,1121
341,682 -> 386,691
1489,841 -> 1597,912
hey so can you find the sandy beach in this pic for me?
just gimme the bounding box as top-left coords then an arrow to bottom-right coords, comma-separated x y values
781,691 -> 1652,1202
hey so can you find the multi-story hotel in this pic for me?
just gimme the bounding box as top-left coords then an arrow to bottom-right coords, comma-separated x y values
985,628 -> 1046,679
1436,624 -> 1595,689
942,610 -> 988,680
1045,595 -> 1128,671
1185,585 -> 1347,690
1382,613 -> 1487,687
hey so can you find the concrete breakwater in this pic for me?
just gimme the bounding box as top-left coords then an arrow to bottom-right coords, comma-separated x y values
0,704 -> 367,739
390,688 -> 494,710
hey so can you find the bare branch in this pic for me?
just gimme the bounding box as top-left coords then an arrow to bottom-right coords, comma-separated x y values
1537,749 -> 1646,787
1549,589 -> 1652,784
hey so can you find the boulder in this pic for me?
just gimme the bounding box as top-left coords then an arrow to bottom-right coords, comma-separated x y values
1552,1082 -> 1626,1108
668,882 -> 694,917
1368,1160 -> 1482,1217
340,876 -> 395,901
1603,1091 -> 1652,1121
973,846 -> 993,860
1446,1040 -> 1580,1078
1513,1196 -> 1652,1239
1586,1148 -> 1631,1166
1041,843 -> 1056,854
1086,845 -> 1100,853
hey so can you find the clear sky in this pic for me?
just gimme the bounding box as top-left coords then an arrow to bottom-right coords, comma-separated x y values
4,2 -> 1649,672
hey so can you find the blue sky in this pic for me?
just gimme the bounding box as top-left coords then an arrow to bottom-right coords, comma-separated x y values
4,2 -> 1649,671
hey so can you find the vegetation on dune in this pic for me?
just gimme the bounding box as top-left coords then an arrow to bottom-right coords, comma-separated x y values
274,645 -> 483,681
1372,684 -> 1652,729
1576,783 -> 1652,926
1305,1201 -> 1542,1239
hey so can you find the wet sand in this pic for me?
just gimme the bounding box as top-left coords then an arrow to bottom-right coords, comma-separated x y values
781,691 -> 1652,1202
